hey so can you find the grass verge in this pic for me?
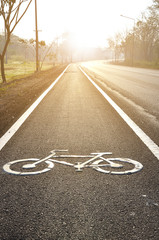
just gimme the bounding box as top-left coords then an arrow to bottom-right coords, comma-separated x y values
110,60 -> 159,69
0,61 -> 54,84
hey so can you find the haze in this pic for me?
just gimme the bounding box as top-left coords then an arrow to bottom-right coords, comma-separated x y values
1,0 -> 153,47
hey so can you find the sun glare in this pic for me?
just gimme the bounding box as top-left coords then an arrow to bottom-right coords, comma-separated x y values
38,0 -> 114,48
51,0 -> 112,49
12,0 -> 152,49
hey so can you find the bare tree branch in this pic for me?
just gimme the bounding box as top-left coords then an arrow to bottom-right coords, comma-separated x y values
11,0 -> 32,33
0,0 -> 33,83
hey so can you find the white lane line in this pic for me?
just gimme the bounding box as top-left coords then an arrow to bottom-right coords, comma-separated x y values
0,65 -> 70,151
79,66 -> 159,161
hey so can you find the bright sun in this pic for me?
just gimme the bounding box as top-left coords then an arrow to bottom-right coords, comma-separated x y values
13,0 -> 150,48
38,0 -> 112,48
56,0 -> 108,48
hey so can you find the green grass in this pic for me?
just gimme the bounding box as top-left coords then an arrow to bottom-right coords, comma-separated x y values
111,60 -> 159,69
0,61 -> 53,84
133,60 -> 159,69
0,81 -> 16,92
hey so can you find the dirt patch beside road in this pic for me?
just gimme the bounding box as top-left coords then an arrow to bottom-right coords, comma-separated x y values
0,65 -> 67,137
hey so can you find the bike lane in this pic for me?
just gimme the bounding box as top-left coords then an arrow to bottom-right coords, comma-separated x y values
0,64 -> 158,239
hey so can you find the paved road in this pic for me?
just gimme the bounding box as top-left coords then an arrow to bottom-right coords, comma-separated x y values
0,64 -> 159,239
81,60 -> 159,145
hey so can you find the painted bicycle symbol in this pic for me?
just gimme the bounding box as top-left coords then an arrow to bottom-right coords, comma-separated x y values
3,149 -> 143,176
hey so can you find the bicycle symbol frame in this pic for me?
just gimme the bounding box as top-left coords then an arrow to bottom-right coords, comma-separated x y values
3,149 -> 143,176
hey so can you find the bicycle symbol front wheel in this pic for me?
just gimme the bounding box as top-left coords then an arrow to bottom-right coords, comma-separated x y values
92,158 -> 143,175
3,158 -> 54,175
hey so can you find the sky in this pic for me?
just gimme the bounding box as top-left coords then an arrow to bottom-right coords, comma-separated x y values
1,0 -> 153,48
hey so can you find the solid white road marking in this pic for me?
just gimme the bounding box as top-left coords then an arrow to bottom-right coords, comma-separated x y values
0,65 -> 70,151
79,66 -> 159,161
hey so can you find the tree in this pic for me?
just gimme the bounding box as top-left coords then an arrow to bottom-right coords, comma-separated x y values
0,0 -> 32,83
134,7 -> 159,62
121,31 -> 134,63
107,33 -> 123,62
120,3 -> 159,64
59,32 -> 75,63
153,0 -> 159,9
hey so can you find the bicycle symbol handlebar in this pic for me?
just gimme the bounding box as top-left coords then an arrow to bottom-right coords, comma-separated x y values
3,149 -> 143,176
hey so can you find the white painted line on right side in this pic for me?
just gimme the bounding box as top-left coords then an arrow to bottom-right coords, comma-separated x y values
79,66 -> 159,161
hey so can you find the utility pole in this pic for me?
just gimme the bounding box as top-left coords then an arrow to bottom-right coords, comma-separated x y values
35,0 -> 39,71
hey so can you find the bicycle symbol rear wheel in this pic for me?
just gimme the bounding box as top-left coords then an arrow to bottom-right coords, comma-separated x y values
92,158 -> 143,175
3,158 -> 54,175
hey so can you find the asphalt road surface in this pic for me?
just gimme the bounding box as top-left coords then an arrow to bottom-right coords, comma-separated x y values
0,63 -> 159,240
81,61 -> 159,146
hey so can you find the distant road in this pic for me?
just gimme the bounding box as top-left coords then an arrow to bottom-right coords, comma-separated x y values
81,60 -> 159,145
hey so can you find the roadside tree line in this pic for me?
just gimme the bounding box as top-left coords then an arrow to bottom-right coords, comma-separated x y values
108,0 -> 159,66
0,0 -> 57,84
0,0 -> 32,83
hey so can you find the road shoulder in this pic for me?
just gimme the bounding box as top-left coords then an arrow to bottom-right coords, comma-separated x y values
0,65 -> 67,137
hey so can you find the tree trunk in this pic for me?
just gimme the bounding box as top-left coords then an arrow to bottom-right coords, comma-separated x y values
0,55 -> 6,84
0,32 -> 10,84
